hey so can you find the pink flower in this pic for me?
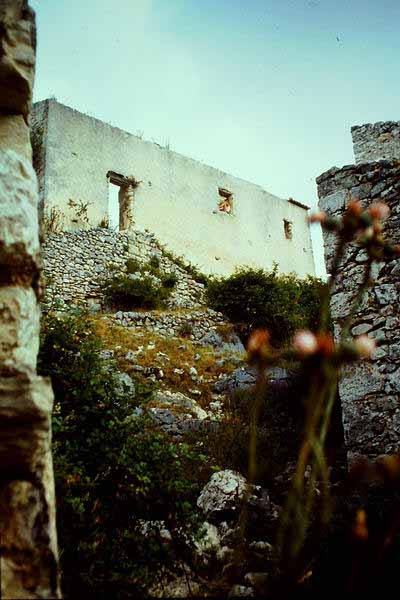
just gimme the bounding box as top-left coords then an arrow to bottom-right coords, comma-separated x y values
247,329 -> 270,357
308,211 -> 326,224
354,335 -> 376,358
292,330 -> 318,356
346,200 -> 363,217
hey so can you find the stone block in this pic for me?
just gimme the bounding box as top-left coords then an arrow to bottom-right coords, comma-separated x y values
0,114 -> 32,160
339,362 -> 384,405
0,149 -> 40,276
319,189 -> 347,215
0,2 -> 36,119
0,373 -> 59,598
0,286 -> 39,373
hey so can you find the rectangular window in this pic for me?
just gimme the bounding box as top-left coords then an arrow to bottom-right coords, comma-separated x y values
284,219 -> 293,239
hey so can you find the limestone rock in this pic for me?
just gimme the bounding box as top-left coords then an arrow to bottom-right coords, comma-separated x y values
0,374 -> 59,598
153,390 -> 208,419
228,584 -> 254,597
200,329 -> 245,353
197,470 -> 250,518
0,1 -> 36,120
0,150 -> 40,275
0,286 -> 39,373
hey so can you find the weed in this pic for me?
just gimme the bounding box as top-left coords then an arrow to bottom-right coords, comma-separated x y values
125,258 -> 141,274
103,274 -> 172,310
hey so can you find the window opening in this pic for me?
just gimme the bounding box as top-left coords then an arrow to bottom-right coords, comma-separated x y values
218,187 -> 234,214
108,182 -> 120,230
284,219 -> 293,240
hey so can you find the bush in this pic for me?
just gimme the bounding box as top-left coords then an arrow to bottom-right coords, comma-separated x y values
177,321 -> 193,338
194,372 -> 343,488
161,273 -> 178,289
103,274 -> 171,310
38,311 -> 209,598
125,258 -> 141,274
155,244 -> 209,286
148,255 -> 160,273
205,266 -> 325,347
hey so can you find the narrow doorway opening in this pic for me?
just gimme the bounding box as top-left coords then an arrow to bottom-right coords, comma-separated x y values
108,182 -> 120,230
106,171 -> 138,231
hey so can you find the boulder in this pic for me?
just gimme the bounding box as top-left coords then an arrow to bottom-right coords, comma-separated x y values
200,330 -> 245,354
197,470 -> 278,527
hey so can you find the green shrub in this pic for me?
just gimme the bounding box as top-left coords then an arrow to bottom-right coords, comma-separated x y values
161,273 -> 178,289
205,266 -> 325,347
148,255 -> 160,273
177,321 -> 193,338
38,311 -> 209,598
103,274 -> 171,310
155,243 -> 209,286
191,375 -> 305,486
125,258 -> 141,274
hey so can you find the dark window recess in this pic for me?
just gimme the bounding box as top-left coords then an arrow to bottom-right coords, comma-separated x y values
284,219 -> 293,239
218,187 -> 234,214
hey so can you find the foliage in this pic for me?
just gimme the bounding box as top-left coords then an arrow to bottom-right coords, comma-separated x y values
161,273 -> 178,289
148,255 -> 160,272
42,206 -> 64,235
177,321 -> 193,338
103,274 -> 172,310
237,200 -> 400,593
195,372 -> 320,485
125,258 -> 141,274
38,311 -> 209,598
68,198 -> 92,224
205,265 -> 325,347
98,216 -> 109,228
155,242 -> 209,286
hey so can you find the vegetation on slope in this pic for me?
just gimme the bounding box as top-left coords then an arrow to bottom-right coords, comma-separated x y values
38,311 -> 211,599
205,266 -> 325,347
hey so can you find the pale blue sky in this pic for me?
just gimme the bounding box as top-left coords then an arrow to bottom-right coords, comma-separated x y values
30,0 -> 400,276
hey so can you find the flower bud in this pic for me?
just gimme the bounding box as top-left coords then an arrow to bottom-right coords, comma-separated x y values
292,330 -> 318,356
368,201 -> 390,221
247,329 -> 270,357
353,509 -> 368,541
308,211 -> 326,224
316,333 -> 335,357
346,200 -> 362,217
354,334 -> 376,358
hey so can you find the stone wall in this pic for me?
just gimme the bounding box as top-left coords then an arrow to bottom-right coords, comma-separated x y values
111,308 -> 226,342
0,2 -> 60,597
352,121 -> 400,165
41,228 -> 206,311
317,159 -> 400,463
30,98 -> 48,215
31,99 -> 316,277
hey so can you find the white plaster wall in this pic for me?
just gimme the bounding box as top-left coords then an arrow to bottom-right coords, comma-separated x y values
35,100 -> 315,277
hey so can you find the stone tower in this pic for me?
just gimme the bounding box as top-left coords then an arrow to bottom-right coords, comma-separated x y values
317,121 -> 400,464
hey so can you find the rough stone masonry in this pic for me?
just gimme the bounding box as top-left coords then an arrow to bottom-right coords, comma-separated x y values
0,2 -> 60,597
317,127 -> 400,465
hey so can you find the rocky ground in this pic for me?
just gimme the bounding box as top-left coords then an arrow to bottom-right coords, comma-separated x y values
90,314 -> 293,597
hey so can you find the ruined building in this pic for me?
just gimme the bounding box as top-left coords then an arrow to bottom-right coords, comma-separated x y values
317,120 -> 400,463
30,99 -> 315,277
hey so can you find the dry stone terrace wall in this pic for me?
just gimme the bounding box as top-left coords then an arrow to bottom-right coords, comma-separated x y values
317,159 -> 400,463
111,308 -> 226,342
41,228 -> 206,312
352,122 -> 400,165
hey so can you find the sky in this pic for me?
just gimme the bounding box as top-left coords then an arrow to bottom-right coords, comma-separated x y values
30,0 -> 400,277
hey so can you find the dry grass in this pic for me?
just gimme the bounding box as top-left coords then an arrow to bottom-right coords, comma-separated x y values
91,316 -> 243,407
